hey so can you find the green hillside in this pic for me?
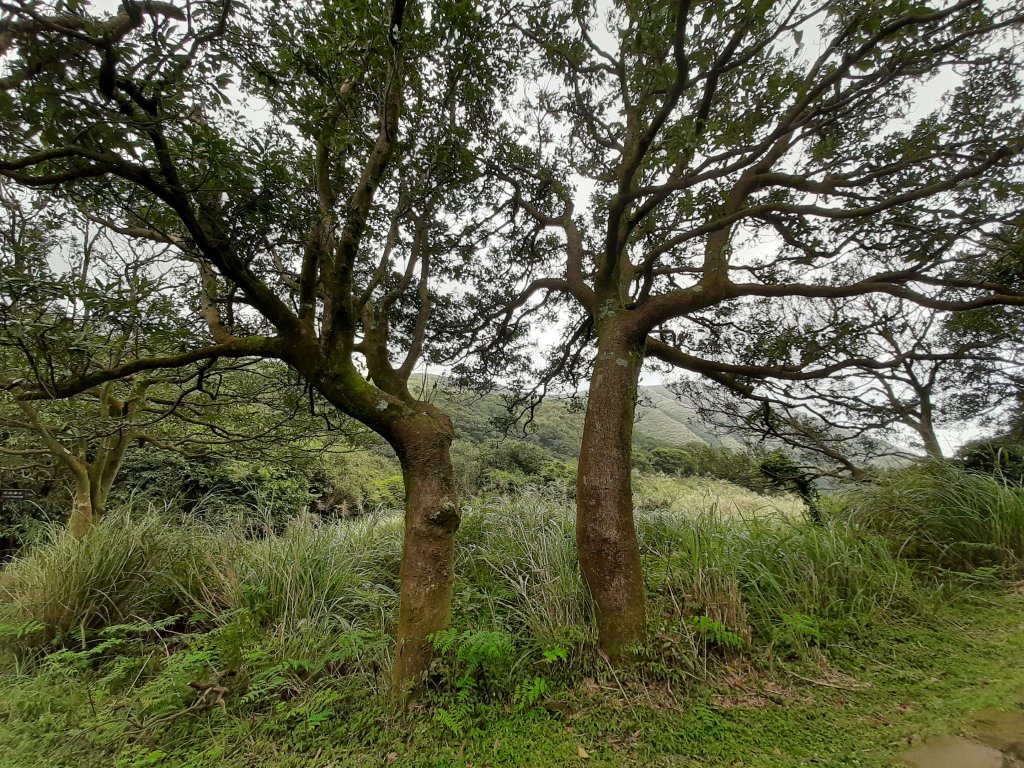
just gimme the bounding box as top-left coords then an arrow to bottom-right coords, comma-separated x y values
431,380 -> 739,459
634,385 -> 746,451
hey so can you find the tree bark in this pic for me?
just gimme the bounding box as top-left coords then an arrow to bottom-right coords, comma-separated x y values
66,432 -> 131,538
292,352 -> 463,696
919,429 -> 944,460
391,416 -> 460,694
576,325 -> 647,660
914,409 -> 945,460
69,482 -> 99,538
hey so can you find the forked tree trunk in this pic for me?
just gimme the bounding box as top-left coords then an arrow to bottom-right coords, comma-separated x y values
69,474 -> 113,538
66,431 -> 131,539
576,327 -> 647,659
391,419 -> 460,694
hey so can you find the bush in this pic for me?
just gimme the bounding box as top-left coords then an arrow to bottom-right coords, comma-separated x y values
314,451 -> 405,516
637,444 -> 766,491
0,498 -> 60,562
115,449 -> 317,524
833,462 -> 1024,572
956,435 -> 1024,486
453,440 -> 575,497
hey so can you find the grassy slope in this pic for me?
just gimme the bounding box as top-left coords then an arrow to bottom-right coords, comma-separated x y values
0,591 -> 1021,767
634,385 -> 746,451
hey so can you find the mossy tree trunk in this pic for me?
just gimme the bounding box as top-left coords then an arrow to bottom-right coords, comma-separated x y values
576,321 -> 647,659
298,354 -> 461,696
392,417 -> 460,691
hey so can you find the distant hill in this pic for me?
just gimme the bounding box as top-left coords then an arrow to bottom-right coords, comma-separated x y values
398,374 -> 908,475
633,385 -> 747,451
427,379 -> 742,459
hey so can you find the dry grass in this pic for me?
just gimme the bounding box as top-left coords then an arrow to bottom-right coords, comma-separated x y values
635,474 -> 807,520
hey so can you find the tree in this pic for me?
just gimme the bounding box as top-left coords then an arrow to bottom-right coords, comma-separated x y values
0,193 -> 196,535
674,293 -> 1022,481
0,195 -> 353,536
488,0 -> 1024,658
0,0 -> 510,691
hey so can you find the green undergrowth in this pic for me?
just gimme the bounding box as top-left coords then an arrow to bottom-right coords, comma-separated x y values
830,461 -> 1024,572
0,465 -> 1022,767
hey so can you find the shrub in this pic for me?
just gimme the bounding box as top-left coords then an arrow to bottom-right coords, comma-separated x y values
315,451 -> 405,516
453,440 -> 575,497
639,444 -> 767,491
115,449 -> 318,525
956,435 -> 1024,486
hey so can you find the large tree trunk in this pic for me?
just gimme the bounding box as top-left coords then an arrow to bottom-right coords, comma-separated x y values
300,358 -> 461,696
391,417 -> 460,694
576,326 -> 647,660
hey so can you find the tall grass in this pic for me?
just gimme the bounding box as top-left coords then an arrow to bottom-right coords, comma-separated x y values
201,513 -> 405,636
639,509 -> 918,641
634,474 -> 806,519
456,494 -> 591,645
4,467 -> 1009,669
0,508 -> 212,637
832,462 -> 1024,572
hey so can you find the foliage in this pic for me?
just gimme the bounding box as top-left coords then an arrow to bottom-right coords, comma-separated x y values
0,480 -> 937,665
757,450 -> 822,520
639,507 -> 918,644
314,451 -> 405,515
439,385 -> 585,459
3,474 -> 1024,764
633,474 -> 804,519
453,440 -> 576,497
4,595 -> 1024,767
956,435 -> 1024,486
634,444 -> 765,490
0,499 -> 59,561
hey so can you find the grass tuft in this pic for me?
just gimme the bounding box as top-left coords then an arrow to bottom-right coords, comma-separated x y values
832,462 -> 1024,572
0,507 -> 211,639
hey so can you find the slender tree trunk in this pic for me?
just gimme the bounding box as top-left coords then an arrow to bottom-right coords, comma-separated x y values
576,326 -> 647,660
916,420 -> 945,460
911,384 -> 944,460
69,480 -> 98,538
391,417 -> 460,694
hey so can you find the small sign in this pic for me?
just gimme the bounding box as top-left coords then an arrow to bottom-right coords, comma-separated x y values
0,489 -> 33,500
